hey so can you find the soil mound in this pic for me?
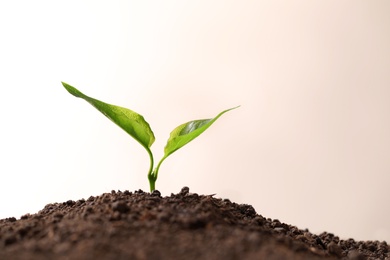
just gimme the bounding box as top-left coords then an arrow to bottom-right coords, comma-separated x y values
0,187 -> 388,259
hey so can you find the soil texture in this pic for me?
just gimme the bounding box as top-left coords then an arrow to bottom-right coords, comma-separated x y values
0,187 -> 388,259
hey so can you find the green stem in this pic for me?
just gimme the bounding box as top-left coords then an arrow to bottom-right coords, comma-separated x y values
148,175 -> 156,192
146,147 -> 155,192
153,156 -> 167,185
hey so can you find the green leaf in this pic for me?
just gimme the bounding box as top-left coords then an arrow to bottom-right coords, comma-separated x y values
163,106 -> 239,160
61,82 -> 155,149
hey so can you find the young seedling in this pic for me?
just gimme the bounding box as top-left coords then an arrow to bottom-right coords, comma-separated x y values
62,82 -> 239,191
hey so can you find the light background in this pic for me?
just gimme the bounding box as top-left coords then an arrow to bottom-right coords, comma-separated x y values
1,1 -> 389,242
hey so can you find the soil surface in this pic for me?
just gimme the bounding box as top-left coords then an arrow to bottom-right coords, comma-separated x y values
0,187 -> 388,260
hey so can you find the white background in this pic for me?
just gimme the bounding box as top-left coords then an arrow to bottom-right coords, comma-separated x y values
1,1 -> 389,242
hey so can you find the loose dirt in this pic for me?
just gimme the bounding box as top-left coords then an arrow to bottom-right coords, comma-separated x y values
0,187 -> 388,259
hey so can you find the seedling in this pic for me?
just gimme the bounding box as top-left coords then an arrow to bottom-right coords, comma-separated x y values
62,82 -> 239,191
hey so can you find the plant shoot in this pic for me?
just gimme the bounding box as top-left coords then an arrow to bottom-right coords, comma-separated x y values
62,82 -> 239,191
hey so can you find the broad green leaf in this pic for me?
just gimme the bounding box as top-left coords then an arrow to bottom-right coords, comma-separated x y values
163,106 -> 239,160
62,82 -> 155,149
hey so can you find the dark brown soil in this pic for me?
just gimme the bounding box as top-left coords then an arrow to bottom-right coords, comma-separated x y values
0,187 -> 388,260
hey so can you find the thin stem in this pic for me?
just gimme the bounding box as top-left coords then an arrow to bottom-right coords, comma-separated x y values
145,147 -> 155,192
153,156 -> 167,186
148,176 -> 156,192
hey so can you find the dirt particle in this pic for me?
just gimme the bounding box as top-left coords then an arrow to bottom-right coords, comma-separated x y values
327,242 -> 343,257
316,237 -> 327,250
4,235 -> 17,246
274,227 -> 285,233
347,250 -> 366,260
20,214 -> 31,220
179,186 -> 190,196
5,217 -> 16,222
65,200 -> 75,206
112,201 -> 129,214
151,190 -> 161,197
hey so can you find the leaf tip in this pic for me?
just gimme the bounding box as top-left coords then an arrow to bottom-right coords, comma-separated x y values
61,81 -> 70,88
224,105 -> 241,113
61,82 -> 84,98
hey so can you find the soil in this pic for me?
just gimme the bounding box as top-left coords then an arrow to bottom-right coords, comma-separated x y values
0,187 -> 388,260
